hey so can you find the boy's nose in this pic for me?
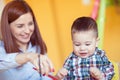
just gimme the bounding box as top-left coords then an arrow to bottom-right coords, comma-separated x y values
80,46 -> 86,50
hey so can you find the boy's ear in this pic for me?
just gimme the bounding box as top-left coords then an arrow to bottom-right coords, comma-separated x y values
96,37 -> 100,47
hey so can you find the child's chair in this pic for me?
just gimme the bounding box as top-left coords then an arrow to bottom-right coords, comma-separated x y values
111,61 -> 120,80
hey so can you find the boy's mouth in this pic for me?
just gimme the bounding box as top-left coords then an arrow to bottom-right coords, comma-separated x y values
79,53 -> 87,56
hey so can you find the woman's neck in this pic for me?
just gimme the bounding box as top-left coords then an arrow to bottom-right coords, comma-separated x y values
18,42 -> 28,52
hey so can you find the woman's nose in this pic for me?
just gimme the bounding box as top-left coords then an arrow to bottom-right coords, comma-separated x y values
24,27 -> 30,33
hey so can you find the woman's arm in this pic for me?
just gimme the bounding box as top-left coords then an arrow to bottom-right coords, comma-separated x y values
16,52 -> 54,75
0,51 -> 54,74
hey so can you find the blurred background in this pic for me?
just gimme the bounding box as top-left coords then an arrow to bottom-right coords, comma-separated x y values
0,0 -> 120,74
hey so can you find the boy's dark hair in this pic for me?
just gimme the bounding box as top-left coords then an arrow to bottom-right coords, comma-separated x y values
71,16 -> 98,38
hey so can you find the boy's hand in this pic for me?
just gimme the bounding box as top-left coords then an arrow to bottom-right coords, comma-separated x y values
90,67 -> 104,80
55,68 -> 68,80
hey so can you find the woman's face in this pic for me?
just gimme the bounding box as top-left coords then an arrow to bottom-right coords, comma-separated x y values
10,12 -> 34,46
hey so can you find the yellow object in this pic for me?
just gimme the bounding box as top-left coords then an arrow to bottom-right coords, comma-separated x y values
111,61 -> 120,80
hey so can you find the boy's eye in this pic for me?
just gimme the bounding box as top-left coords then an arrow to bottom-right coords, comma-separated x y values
75,44 -> 80,46
86,44 -> 90,46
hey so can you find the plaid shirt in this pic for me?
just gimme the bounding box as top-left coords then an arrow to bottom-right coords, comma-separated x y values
63,48 -> 114,80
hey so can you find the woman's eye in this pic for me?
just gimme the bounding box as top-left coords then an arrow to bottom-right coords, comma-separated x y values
28,22 -> 34,26
17,25 -> 23,28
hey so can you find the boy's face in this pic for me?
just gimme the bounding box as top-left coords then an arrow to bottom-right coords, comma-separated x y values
72,30 -> 99,58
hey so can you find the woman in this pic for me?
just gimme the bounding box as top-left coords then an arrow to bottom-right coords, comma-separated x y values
0,0 -> 54,80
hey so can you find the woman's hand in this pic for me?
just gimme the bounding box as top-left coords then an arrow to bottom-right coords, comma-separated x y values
28,53 -> 54,75
15,53 -> 54,75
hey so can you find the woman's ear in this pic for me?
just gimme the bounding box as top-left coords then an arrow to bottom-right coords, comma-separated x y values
96,37 -> 100,47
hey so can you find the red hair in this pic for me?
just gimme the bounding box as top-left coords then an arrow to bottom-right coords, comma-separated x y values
1,0 -> 47,54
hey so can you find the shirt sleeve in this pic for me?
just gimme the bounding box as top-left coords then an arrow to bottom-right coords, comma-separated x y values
100,50 -> 115,80
0,46 -> 20,72
63,54 -> 73,71
63,54 -> 73,80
